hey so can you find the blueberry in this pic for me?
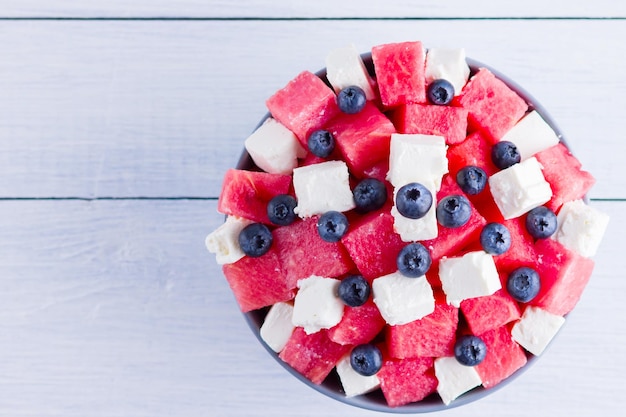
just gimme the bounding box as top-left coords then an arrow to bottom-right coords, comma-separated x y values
480,223 -> 512,255
238,223 -> 273,258
353,178 -> 387,213
397,242 -> 432,278
350,344 -> 383,376
337,86 -> 367,114
427,79 -> 455,105
317,211 -> 349,242
436,195 -> 471,228
526,206 -> 558,239
395,182 -> 433,219
338,275 -> 371,307
491,141 -> 521,170
454,335 -> 487,366
307,129 -> 335,158
456,166 -> 488,195
267,194 -> 297,226
507,267 -> 541,303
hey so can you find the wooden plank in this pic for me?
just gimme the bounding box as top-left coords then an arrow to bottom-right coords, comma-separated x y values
0,199 -> 620,416
2,0 -> 626,18
0,19 -> 623,198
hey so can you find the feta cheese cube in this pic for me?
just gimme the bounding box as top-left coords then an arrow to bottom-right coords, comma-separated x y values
554,199 -> 610,257
292,161 -> 356,218
439,251 -> 501,307
434,356 -> 482,405
336,354 -> 381,397
372,271 -> 435,325
244,118 -> 306,175
292,276 -> 344,334
387,133 -> 448,190
511,306 -> 566,356
499,111 -> 560,160
391,180 -> 438,241
260,302 -> 295,353
425,48 -> 470,97
326,44 -> 376,100
205,216 -> 253,265
488,157 -> 553,220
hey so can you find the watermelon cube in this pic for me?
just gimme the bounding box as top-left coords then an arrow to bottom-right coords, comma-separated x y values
217,169 -> 291,224
378,356 -> 438,407
328,299 -> 386,345
475,325 -> 528,389
371,41 -> 427,108
279,327 -> 350,385
266,70 -> 341,146
393,103 -> 469,145
454,68 -> 528,143
460,289 -> 521,336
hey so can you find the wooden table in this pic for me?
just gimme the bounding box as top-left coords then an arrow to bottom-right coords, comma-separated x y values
0,2 -> 623,416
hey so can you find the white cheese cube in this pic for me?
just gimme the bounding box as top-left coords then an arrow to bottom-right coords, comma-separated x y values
499,111 -> 560,160
372,271 -> 435,325
439,251 -> 501,307
425,48 -> 471,97
336,354 -> 381,397
260,302 -> 295,353
325,44 -> 376,100
390,180 -> 438,241
554,199 -> 610,257
434,356 -> 482,405
244,118 -> 306,175
205,216 -> 253,265
387,133 -> 448,190
292,276 -> 344,334
488,157 -> 553,220
511,306 -> 565,356
292,161 -> 356,218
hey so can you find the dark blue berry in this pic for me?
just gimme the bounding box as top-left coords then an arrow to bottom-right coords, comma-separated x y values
267,194 -> 297,226
397,243 -> 432,278
353,178 -> 387,213
317,211 -> 349,242
480,223 -> 512,255
238,223 -> 273,258
395,182 -> 433,219
507,267 -> 541,303
491,141 -> 521,170
526,206 -> 558,239
338,275 -> 371,307
436,195 -> 471,228
427,79 -> 455,105
307,129 -> 335,158
337,86 -> 367,114
454,335 -> 487,366
350,344 -> 383,376
456,166 -> 488,195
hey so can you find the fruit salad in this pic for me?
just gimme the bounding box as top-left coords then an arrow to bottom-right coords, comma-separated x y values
206,41 -> 609,408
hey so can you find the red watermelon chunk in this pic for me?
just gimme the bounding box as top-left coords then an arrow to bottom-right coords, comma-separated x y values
378,356 -> 438,407
222,247 -> 293,312
475,325 -> 527,389
454,68 -> 528,143
531,238 -> 595,316
393,103 -> 469,145
325,102 -> 396,177
273,217 -> 355,288
328,299 -> 385,345
371,41 -> 427,108
535,143 -> 596,212
217,169 -> 292,224
341,211 -> 406,281
460,289 -> 521,336
279,327 -> 350,385
266,70 -> 341,146
387,302 -> 459,358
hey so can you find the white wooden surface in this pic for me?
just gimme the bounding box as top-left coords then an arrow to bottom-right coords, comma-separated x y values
0,2 -> 623,416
